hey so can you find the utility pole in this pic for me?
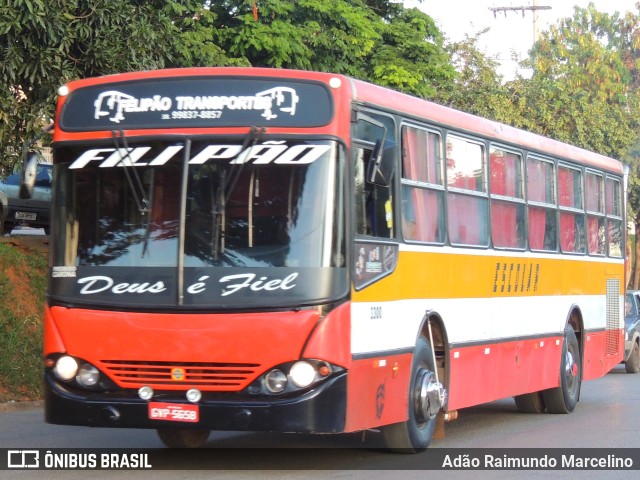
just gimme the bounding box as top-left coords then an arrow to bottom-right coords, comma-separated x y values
489,1 -> 552,43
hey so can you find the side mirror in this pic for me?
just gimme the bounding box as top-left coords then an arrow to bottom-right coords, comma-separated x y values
20,153 -> 40,199
366,140 -> 395,187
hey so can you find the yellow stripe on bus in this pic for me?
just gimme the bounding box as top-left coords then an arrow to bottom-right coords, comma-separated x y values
352,250 -> 624,302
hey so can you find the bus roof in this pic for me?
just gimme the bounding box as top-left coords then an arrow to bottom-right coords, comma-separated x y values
58,67 -> 623,175
348,77 -> 623,175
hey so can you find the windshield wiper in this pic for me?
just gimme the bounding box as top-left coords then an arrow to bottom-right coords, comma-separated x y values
211,126 -> 265,260
224,126 -> 265,205
111,130 -> 150,215
111,130 -> 153,258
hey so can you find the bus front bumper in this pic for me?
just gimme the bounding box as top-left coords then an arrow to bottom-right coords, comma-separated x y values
44,372 -> 347,433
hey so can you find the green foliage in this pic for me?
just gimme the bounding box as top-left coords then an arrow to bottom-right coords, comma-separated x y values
508,3 -> 640,159
0,0 -> 235,174
207,0 -> 455,95
0,241 -> 48,401
433,31 -> 513,123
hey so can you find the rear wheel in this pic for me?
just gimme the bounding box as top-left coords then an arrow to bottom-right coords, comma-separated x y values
381,336 -> 445,453
543,325 -> 581,414
625,341 -> 640,374
157,429 -> 210,448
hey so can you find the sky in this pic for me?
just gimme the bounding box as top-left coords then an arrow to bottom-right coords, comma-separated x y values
405,0 -> 640,79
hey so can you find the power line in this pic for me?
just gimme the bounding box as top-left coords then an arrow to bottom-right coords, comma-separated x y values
489,3 -> 552,42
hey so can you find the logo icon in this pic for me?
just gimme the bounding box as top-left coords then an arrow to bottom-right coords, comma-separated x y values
171,368 -> 186,381
7,450 -> 40,469
94,91 -> 136,124
256,87 -> 299,120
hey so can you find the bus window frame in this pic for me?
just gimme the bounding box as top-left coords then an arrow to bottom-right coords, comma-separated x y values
444,132 -> 490,249
399,122 -> 446,245
488,143 -> 526,251
585,168 -> 606,257
557,162 -> 587,256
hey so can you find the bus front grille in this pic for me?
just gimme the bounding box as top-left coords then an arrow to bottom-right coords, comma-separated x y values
99,359 -> 262,391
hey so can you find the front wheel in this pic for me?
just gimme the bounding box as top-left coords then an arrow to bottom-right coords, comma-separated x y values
381,336 -> 446,453
157,429 -> 210,448
543,325 -> 581,414
625,341 -> 640,374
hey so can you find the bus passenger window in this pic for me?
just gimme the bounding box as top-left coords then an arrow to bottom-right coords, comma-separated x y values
354,146 -> 393,238
401,125 -> 445,243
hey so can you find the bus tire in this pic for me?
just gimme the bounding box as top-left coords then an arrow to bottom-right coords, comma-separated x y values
625,340 -> 640,374
381,336 -> 442,453
157,428 -> 210,448
542,325 -> 581,414
514,391 -> 546,413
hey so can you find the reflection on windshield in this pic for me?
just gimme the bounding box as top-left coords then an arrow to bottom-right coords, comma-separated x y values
52,140 -> 343,270
185,151 -> 332,268
70,158 -> 181,267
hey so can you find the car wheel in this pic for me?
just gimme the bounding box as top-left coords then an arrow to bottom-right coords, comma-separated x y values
625,341 -> 640,374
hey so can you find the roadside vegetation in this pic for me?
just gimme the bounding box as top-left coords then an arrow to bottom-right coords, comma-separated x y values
0,237 -> 48,402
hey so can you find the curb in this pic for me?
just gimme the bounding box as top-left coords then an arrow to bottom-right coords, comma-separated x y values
0,400 -> 44,413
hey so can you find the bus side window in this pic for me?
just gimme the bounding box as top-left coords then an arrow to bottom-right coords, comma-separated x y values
354,146 -> 393,238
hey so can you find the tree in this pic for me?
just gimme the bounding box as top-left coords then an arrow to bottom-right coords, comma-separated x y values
510,2 -> 640,287
508,3 -> 639,159
433,30 -> 514,123
0,0 -> 234,174
207,1 -> 454,97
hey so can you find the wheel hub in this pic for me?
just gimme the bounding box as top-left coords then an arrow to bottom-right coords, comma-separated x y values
415,368 -> 446,423
565,350 -> 578,379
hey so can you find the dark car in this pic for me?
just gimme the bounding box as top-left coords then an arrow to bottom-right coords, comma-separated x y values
623,291 -> 640,373
0,162 -> 52,235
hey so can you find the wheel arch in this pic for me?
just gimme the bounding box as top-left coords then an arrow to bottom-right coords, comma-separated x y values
416,311 -> 449,404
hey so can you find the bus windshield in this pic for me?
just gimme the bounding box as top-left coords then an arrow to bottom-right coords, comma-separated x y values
50,138 -> 347,309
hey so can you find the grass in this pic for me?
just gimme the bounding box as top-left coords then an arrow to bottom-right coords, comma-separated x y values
0,240 -> 48,402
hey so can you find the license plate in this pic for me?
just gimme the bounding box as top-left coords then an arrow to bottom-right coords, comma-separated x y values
148,402 -> 199,423
15,212 -> 36,221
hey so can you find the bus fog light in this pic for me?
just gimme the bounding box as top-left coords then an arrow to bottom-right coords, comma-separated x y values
54,356 -> 78,381
138,386 -> 154,400
265,369 -> 288,393
186,389 -> 202,403
289,361 -> 316,388
77,364 -> 100,387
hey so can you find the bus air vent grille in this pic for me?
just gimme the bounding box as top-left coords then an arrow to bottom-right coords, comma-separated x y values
605,278 -> 620,356
99,359 -> 262,391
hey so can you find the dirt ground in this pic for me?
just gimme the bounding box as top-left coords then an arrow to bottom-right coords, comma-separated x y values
0,232 -> 49,254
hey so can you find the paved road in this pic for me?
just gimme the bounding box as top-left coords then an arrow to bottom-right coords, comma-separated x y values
1,364 -> 639,479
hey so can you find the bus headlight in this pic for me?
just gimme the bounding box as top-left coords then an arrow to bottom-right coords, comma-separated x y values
53,355 -> 79,381
289,361 -> 316,388
76,364 -> 100,387
265,369 -> 288,393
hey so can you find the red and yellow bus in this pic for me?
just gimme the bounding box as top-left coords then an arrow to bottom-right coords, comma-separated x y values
41,67 -> 625,450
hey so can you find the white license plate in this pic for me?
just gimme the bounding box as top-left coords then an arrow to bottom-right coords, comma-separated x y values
15,212 -> 37,221
148,402 -> 199,423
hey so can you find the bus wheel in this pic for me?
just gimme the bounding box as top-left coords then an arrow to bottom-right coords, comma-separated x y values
514,391 -> 546,413
157,429 -> 210,448
625,341 -> 640,374
543,325 -> 581,414
381,336 -> 446,453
